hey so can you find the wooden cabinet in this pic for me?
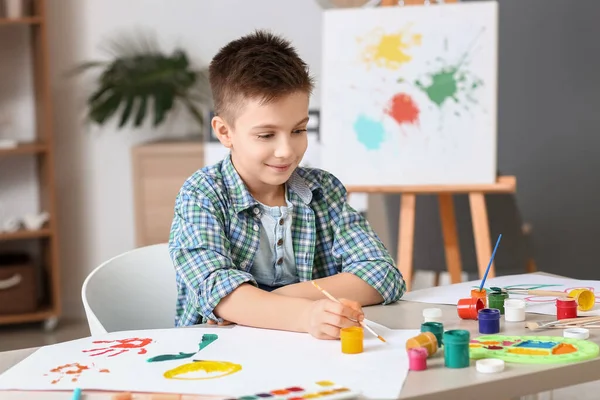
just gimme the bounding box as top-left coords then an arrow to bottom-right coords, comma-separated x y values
131,140 -> 204,247
0,0 -> 61,331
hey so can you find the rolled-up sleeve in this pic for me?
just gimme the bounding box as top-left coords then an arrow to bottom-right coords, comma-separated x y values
327,176 -> 406,304
169,186 -> 256,325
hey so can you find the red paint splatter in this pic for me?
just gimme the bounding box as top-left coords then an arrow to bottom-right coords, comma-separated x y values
44,363 -> 109,384
485,346 -> 504,350
82,337 -> 153,357
385,93 -> 420,126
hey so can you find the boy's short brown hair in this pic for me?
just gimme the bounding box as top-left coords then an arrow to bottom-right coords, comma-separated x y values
208,30 -> 314,124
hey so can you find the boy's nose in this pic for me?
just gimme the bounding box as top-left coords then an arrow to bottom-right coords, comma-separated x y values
274,141 -> 294,159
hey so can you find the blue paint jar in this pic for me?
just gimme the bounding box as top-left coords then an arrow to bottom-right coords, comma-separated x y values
478,308 -> 501,334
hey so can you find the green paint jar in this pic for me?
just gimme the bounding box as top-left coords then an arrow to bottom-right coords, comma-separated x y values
443,329 -> 470,368
421,322 -> 444,347
488,292 -> 509,315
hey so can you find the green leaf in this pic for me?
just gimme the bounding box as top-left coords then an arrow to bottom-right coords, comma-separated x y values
134,95 -> 148,127
118,95 -> 135,128
90,91 -> 122,125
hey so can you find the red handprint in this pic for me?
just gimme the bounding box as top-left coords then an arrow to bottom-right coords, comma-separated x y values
82,337 -> 153,358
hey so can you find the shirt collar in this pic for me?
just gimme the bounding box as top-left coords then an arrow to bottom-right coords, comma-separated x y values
221,154 -> 320,213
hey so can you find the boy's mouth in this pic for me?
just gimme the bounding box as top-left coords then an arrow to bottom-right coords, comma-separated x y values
266,163 -> 292,172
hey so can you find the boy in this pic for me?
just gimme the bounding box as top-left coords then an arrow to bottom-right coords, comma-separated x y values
169,30 -> 406,340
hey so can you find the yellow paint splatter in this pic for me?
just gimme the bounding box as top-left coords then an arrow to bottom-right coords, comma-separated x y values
163,360 -> 241,380
507,348 -> 550,356
357,27 -> 422,70
316,380 -> 335,387
469,344 -> 482,348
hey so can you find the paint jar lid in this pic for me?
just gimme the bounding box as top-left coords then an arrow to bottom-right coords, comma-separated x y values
478,308 -> 501,320
556,298 -> 577,307
423,308 -> 442,319
563,328 -> 589,340
476,358 -> 505,373
443,329 -> 470,345
504,299 -> 526,309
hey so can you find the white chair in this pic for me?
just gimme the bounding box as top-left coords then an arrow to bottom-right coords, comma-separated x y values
81,243 -> 178,336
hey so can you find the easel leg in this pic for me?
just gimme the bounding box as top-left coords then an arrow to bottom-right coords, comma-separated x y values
398,194 -> 416,291
438,194 -> 463,284
469,192 -> 495,279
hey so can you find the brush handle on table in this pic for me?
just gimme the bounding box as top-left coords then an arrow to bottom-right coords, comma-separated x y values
527,289 -> 570,297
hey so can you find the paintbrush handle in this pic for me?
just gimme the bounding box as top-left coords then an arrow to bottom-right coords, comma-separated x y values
527,290 -> 570,297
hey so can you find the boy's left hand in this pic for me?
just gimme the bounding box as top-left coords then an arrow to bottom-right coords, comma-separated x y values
207,319 -> 235,326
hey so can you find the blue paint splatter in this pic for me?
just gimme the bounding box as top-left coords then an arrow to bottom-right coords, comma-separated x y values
354,114 -> 385,150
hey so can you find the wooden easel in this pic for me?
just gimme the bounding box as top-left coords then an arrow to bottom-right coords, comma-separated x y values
347,0 -> 516,291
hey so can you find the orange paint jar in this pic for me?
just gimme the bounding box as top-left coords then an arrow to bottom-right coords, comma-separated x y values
471,288 -> 488,307
340,326 -> 363,354
457,297 -> 484,320
405,332 -> 438,356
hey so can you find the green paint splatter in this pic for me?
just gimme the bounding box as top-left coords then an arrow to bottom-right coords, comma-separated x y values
414,29 -> 485,112
147,334 -> 218,363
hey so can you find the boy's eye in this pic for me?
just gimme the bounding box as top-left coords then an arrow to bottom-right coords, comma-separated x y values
257,133 -> 274,139
292,128 -> 307,134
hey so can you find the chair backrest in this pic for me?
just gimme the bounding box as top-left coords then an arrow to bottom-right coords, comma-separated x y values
81,243 -> 177,336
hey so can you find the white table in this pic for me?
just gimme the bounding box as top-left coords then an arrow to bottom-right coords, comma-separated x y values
1,272 -> 599,399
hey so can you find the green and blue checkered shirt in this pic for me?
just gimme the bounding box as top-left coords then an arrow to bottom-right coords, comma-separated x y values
169,155 -> 406,326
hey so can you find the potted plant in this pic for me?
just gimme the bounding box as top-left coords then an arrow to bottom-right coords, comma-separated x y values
74,32 -> 212,137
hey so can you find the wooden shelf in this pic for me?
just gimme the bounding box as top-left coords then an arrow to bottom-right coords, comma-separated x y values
0,227 -> 52,242
0,17 -> 42,26
0,306 -> 55,325
0,142 -> 48,156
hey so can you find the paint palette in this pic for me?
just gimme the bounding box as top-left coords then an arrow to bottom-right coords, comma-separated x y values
469,335 -> 599,364
221,380 -> 360,400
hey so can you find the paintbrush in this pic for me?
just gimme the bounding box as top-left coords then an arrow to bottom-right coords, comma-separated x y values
477,234 -> 502,292
526,315 -> 600,331
311,280 -> 387,343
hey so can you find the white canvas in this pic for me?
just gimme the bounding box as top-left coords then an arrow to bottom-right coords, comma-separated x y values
320,2 -> 498,186
0,324 -> 418,399
401,273 -> 600,317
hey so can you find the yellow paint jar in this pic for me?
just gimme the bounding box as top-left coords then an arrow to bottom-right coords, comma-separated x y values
569,288 -> 595,311
340,326 -> 364,354
405,331 -> 438,357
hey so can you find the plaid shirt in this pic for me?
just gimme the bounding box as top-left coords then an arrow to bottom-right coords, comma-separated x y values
169,155 -> 406,326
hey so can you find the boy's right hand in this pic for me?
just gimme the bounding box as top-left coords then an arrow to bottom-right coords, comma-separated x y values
303,298 -> 364,340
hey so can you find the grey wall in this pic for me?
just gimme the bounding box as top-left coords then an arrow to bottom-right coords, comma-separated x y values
376,0 -> 600,280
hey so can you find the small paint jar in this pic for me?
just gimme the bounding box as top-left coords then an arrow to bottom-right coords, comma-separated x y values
340,326 -> 363,354
457,297 -> 484,320
478,308 -> 500,334
569,288 -> 595,311
443,329 -> 471,369
471,288 -> 487,307
488,292 -> 509,315
407,347 -> 428,371
504,299 -> 526,322
422,307 -> 442,323
406,332 -> 438,357
556,298 -> 577,320
421,322 -> 444,347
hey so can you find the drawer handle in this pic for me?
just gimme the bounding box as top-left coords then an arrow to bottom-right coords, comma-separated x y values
0,274 -> 22,290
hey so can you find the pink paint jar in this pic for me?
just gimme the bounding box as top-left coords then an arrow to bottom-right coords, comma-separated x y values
407,347 -> 428,371
556,298 -> 577,320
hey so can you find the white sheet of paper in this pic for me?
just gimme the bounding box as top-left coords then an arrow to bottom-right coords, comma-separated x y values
401,273 -> 600,316
0,324 -> 418,399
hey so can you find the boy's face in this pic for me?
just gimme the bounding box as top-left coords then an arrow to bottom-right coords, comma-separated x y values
213,91 -> 309,194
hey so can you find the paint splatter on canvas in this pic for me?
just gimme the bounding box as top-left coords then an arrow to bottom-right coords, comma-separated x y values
321,3 -> 498,186
44,363 -> 109,384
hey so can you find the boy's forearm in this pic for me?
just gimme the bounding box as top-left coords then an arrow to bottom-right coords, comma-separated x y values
213,283 -> 313,332
272,272 -> 384,306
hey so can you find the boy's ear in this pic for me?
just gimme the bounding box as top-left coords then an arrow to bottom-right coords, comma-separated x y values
212,116 -> 233,148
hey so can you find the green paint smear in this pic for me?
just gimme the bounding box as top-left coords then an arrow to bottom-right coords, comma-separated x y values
415,30 -> 485,110
147,334 -> 218,363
